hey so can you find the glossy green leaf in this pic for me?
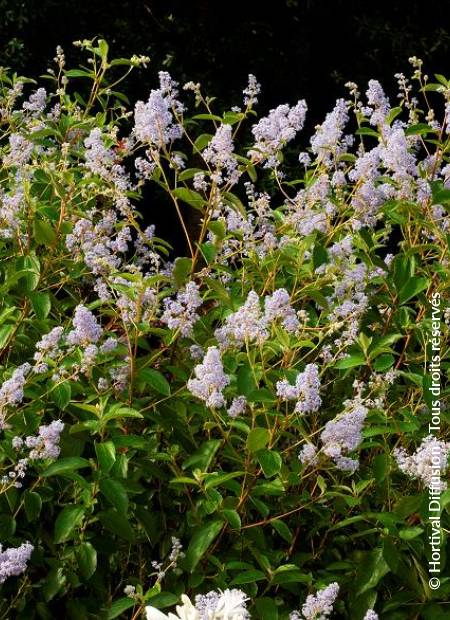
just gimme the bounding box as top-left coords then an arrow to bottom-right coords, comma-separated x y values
246,428 -> 270,453
184,519 -> 223,572
42,456 -> 91,477
54,505 -> 85,543
95,441 -> 116,472
140,368 -> 171,396
76,541 -> 97,580
100,478 -> 129,514
256,449 -> 282,478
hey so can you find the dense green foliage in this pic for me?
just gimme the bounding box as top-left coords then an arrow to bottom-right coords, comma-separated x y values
0,41 -> 449,619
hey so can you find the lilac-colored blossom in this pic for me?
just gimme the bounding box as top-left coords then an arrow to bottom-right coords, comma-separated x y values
394,435 -> 450,491
276,364 -> 321,414
299,443 -> 319,467
187,347 -> 230,409
263,289 -> 299,333
243,74 -> 261,107
5,134 -> 33,166
134,72 -> 183,148
161,281 -> 202,337
291,582 -> 339,620
0,542 -> 33,583
227,396 -> 247,418
0,363 -> 31,427
203,124 -> 239,185
248,100 -> 307,167
366,79 -> 390,126
310,99 -> 348,166
66,305 -> 103,346
25,420 -> 64,460
215,291 -> 267,348
320,403 -> 368,471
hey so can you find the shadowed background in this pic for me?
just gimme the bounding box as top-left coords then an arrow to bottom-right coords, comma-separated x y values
2,0 -> 449,121
2,0 -> 449,253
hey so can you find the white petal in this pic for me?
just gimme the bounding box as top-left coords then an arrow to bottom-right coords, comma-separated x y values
175,595 -> 201,620
145,606 -> 170,620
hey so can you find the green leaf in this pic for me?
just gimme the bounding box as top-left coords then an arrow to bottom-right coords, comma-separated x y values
192,113 -> 222,121
246,427 -> 270,453
373,453 -> 390,483
97,39 -> 109,61
24,490 -> 42,522
65,69 -> 94,78
432,186 -> 450,204
182,440 -> 221,471
29,291 -> 51,319
435,73 -> 449,86
172,258 -> 193,286
272,520 -> 293,543
184,519 -> 223,572
16,254 -> 40,291
405,123 -> 434,136
178,167 -> 206,181
386,106 -> 402,125
42,567 -> 66,602
254,598 -> 279,620
271,565 -> 310,585
170,476 -> 199,486
193,133 -> 213,152
208,220 -> 226,241
312,243 -> 328,269
33,219 -> 56,246
76,541 -> 97,580
231,570 -> 266,585
98,509 -> 135,542
355,127 -> 379,137
54,505 -> 85,543
237,363 -> 258,397
100,478 -> 128,514
204,471 -> 244,489
51,381 -> 71,410
223,111 -> 244,125
102,406 -> 143,422
199,242 -> 216,264
140,368 -> 171,396
146,592 -> 180,609
247,388 -> 276,403
95,441 -> 116,472
354,548 -> 390,595
107,598 -> 135,619
0,324 -> 15,350
398,277 -> 428,304
256,449 -> 282,478
382,536 -> 399,572
399,526 -> 423,540
221,509 -> 241,530
369,333 -> 403,357
0,514 -> 16,538
253,478 -> 285,496
394,495 -> 423,519
335,353 -> 366,369
173,187 -> 206,211
42,456 -> 91,477
373,354 -> 395,372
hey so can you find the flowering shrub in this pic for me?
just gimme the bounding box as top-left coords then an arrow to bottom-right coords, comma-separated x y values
0,40 -> 449,619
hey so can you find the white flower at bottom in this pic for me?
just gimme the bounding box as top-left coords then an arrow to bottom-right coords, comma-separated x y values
146,595 -> 200,620
146,590 -> 249,620
214,589 -> 249,618
146,606 -> 170,620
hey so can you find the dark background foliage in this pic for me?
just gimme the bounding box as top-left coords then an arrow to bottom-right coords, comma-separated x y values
2,0 -> 448,254
2,0 -> 449,124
